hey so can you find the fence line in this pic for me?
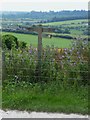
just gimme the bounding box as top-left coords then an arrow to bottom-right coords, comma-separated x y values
3,43 -> 89,86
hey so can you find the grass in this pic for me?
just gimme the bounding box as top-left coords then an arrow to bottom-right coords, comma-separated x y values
2,82 -> 88,114
70,29 -> 83,35
2,32 -> 72,48
42,19 -> 88,38
42,19 -> 88,26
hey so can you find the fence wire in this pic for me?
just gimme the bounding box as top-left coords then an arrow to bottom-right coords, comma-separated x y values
2,39 -> 89,86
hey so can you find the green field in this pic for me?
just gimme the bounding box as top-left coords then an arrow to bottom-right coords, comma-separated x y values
42,19 -> 88,39
43,19 -> 88,26
2,32 -> 72,48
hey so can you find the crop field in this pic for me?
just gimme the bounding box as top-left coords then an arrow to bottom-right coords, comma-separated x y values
2,32 -> 72,48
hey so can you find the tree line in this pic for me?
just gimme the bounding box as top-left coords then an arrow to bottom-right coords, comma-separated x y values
2,10 -> 88,22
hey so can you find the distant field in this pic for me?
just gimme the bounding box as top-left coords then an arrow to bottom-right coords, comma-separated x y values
43,19 -> 88,26
42,19 -> 88,39
2,32 -> 72,48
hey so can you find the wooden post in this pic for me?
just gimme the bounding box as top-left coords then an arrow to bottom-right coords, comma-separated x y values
38,26 -> 42,65
37,26 -> 43,81
24,25 -> 55,81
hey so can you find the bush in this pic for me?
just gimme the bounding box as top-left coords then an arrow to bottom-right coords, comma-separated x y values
2,34 -> 18,50
2,34 -> 27,50
19,41 -> 27,49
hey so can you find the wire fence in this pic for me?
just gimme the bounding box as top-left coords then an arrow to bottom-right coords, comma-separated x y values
2,38 -> 89,86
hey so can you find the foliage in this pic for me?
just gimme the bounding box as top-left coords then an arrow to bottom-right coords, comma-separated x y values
19,41 -> 27,49
2,34 -> 27,50
2,38 -> 89,114
3,39 -> 89,86
2,34 -> 18,50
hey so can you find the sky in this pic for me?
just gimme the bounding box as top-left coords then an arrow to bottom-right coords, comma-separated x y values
0,0 -> 89,12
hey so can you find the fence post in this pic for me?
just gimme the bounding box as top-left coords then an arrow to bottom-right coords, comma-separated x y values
38,26 -> 42,64
35,26 -> 43,82
25,25 -> 55,82
37,26 -> 42,81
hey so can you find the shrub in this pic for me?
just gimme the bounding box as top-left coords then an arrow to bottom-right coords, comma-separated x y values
2,34 -> 18,50
2,34 -> 27,50
19,41 -> 27,49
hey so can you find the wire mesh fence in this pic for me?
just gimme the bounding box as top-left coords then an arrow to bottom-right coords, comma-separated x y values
2,38 -> 89,86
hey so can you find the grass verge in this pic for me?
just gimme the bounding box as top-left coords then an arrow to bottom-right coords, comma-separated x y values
2,82 -> 88,114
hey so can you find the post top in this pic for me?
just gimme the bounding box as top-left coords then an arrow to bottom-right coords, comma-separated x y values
23,24 -> 56,33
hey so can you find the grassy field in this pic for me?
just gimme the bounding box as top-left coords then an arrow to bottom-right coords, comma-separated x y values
43,19 -> 88,37
43,19 -> 88,26
2,32 -> 72,48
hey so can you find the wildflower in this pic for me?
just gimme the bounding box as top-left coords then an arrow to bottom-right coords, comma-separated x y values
62,55 -> 65,58
69,49 -> 72,52
64,51 -> 67,55
64,48 -> 67,51
29,49 -> 32,54
73,62 -> 76,65
71,47 -> 74,51
77,51 -> 80,54
78,56 -> 81,59
58,48 -> 61,52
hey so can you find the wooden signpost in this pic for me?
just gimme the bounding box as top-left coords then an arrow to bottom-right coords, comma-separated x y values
25,25 -> 56,81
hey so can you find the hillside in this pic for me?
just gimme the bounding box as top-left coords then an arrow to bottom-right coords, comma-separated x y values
2,10 -> 88,22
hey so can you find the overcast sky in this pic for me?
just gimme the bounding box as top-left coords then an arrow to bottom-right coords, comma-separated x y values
0,0 -> 89,12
